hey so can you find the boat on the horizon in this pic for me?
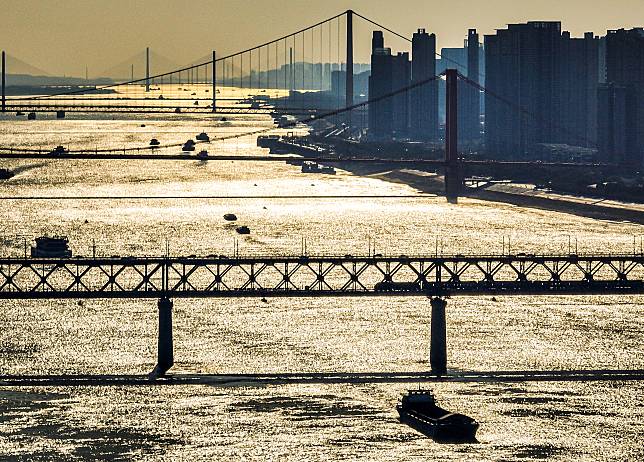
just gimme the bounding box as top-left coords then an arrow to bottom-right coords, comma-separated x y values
48,145 -> 68,156
397,389 -> 478,442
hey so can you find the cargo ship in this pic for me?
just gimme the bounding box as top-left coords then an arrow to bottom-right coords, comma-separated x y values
397,389 -> 478,442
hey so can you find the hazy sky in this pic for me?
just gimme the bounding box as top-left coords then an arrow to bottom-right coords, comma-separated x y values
2,0 -> 643,77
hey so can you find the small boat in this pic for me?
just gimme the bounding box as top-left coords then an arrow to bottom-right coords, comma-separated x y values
196,132 -> 210,142
182,140 -> 196,152
30,236 -> 72,258
301,161 -> 336,175
235,225 -> 250,235
397,389 -> 478,442
49,145 -> 68,156
0,168 -> 14,180
197,150 -> 208,159
149,138 -> 160,146
223,213 -> 237,221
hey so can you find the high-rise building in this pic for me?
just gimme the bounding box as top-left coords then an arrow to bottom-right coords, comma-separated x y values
368,32 -> 394,140
484,22 -> 600,159
599,28 -> 644,167
392,52 -> 411,136
458,29 -> 482,145
484,22 -> 562,159
410,29 -> 439,141
598,83 -> 627,164
368,32 -> 412,140
557,32 -> 600,148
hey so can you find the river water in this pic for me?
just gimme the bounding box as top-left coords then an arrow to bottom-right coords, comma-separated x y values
0,87 -> 642,461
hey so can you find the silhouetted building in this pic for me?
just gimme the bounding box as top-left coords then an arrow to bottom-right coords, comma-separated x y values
368,32 -> 412,140
485,22 -> 600,159
598,83 -> 627,163
410,29 -> 439,141
458,29 -> 482,145
368,43 -> 394,139
599,28 -> 644,167
557,31 -> 600,148
392,52 -> 411,136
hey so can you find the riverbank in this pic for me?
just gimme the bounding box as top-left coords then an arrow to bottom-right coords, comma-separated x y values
350,166 -> 644,225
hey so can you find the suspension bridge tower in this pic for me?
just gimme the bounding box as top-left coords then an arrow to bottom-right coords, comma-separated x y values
445,69 -> 462,203
345,10 -> 354,129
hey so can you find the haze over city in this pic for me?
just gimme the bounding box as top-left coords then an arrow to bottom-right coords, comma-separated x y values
2,0 -> 644,76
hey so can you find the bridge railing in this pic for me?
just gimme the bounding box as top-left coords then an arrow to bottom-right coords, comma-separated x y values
1,254 -> 642,299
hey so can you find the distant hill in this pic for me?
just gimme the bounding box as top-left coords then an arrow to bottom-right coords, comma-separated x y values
6,74 -> 113,87
96,50 -> 180,81
4,54 -> 51,76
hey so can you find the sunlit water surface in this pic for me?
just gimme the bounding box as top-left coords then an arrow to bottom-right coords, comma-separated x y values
0,93 -> 642,460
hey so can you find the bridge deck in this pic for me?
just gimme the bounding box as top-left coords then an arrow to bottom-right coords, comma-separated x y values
1,369 -> 642,386
1,254 -> 642,299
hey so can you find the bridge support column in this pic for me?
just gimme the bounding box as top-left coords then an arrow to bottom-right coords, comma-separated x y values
149,297 -> 174,379
430,297 -> 447,376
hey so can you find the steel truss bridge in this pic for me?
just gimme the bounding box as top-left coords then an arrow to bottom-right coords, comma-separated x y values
1,254 -> 643,300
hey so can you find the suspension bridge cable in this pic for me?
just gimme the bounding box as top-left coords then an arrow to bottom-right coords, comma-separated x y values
0,73 -> 445,155
11,12 -> 348,101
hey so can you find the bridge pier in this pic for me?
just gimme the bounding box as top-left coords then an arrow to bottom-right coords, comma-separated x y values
149,297 -> 174,379
430,297 -> 448,376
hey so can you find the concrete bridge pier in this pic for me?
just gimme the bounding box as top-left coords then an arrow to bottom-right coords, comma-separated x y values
430,297 -> 448,376
149,297 -> 174,379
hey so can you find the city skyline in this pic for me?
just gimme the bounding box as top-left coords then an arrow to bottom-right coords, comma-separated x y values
2,0 -> 644,77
